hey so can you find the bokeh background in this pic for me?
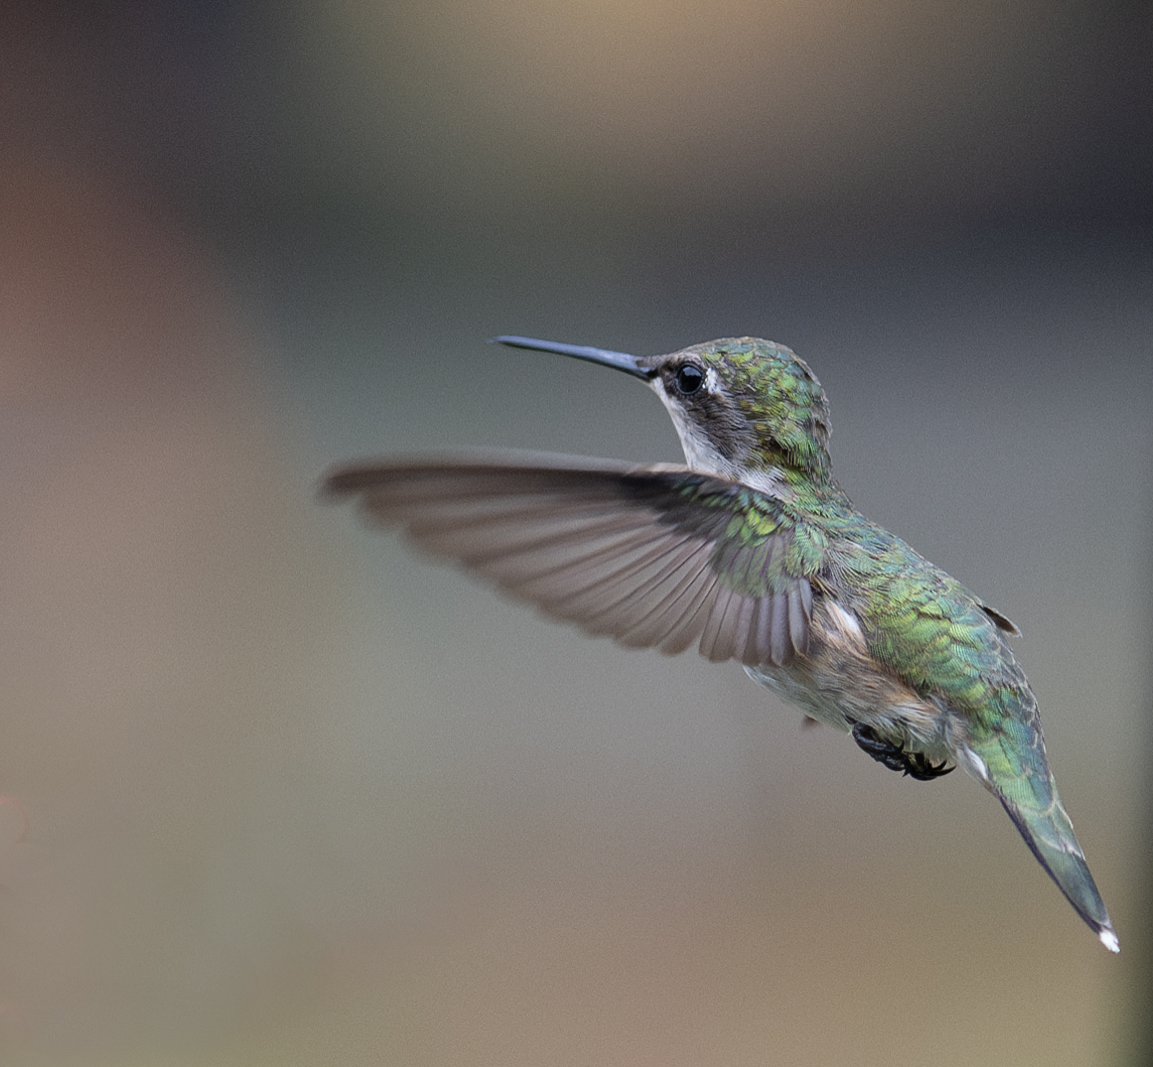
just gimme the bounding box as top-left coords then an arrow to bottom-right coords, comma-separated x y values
1,2 -> 1150,1064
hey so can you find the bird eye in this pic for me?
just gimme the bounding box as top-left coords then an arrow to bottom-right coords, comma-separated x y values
674,363 -> 704,395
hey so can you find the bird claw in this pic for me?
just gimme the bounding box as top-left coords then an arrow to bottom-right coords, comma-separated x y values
848,721 -> 954,781
901,751 -> 954,781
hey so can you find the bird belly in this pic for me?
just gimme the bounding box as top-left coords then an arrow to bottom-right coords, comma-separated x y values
744,597 -> 956,764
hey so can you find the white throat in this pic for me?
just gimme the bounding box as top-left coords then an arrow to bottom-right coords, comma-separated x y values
650,379 -> 788,498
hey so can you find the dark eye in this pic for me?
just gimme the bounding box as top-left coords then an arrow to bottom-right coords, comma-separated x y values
674,362 -> 704,395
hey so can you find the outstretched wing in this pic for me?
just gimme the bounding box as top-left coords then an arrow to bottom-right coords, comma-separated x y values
324,453 -> 820,668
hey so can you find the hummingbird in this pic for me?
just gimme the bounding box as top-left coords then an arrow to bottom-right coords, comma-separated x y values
324,335 -> 1118,952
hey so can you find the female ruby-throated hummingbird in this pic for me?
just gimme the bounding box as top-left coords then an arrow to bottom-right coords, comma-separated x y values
325,335 -> 1118,952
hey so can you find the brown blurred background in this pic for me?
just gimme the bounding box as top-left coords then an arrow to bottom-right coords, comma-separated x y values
0,2 -> 1150,1064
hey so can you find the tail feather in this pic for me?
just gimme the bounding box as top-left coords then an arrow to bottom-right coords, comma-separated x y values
962,718 -> 1117,952
995,784 -> 1117,951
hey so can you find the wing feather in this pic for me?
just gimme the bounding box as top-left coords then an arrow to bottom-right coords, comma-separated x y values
787,582 -> 811,657
699,584 -> 741,662
325,456 -> 818,669
768,591 -> 791,667
613,544 -> 718,648
751,595 -> 776,664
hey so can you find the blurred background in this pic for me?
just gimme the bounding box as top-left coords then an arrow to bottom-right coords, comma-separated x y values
0,1 -> 1150,1064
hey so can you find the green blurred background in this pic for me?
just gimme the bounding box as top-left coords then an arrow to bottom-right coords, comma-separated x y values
1,1 -> 1150,1064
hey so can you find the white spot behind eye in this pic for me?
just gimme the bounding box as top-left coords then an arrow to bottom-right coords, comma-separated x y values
705,367 -> 722,394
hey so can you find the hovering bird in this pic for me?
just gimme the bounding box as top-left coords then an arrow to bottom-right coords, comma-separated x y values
325,335 -> 1117,951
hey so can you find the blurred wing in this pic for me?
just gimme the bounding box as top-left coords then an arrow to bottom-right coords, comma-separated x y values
324,454 -> 815,667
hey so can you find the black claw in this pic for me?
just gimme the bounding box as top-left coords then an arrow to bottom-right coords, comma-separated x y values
849,721 -> 908,772
848,721 -> 954,782
901,752 -> 954,780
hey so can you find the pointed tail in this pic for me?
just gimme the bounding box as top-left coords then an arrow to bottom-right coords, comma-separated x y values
963,714 -> 1117,952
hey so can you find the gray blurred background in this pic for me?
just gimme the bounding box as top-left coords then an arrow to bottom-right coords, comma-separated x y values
1,1 -> 1150,1064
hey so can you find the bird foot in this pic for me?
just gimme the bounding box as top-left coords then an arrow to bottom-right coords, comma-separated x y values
848,721 -> 953,781
901,751 -> 955,781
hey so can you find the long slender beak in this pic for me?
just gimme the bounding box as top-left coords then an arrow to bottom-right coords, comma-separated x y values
491,335 -> 655,381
